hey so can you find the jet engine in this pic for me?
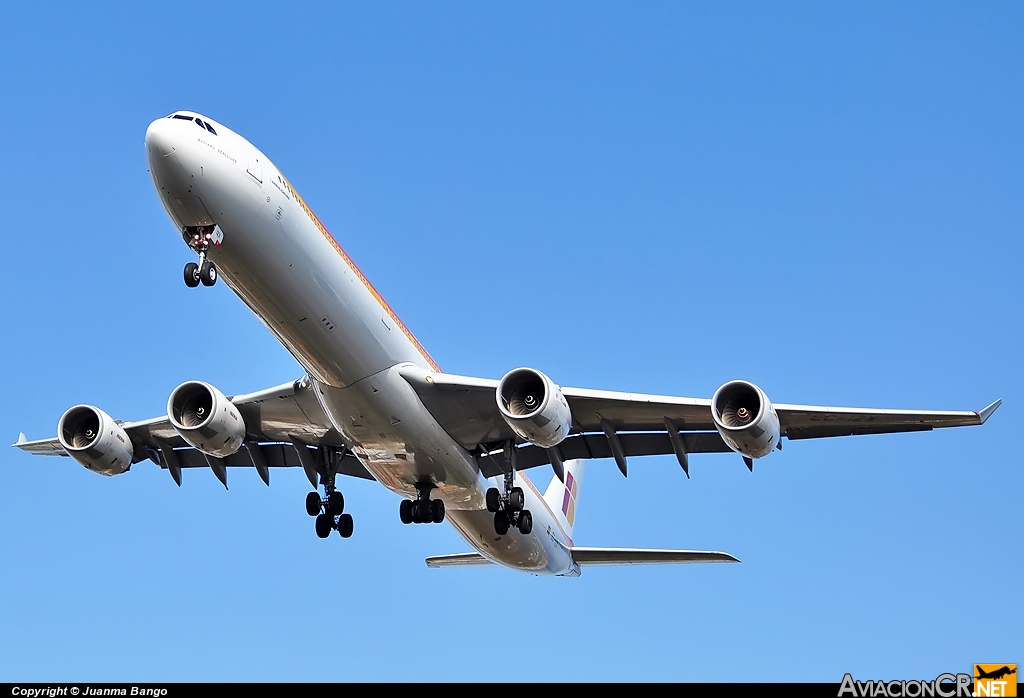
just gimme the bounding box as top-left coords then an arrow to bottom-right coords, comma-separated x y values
496,368 -> 572,448
167,381 -> 245,457
711,380 -> 781,459
57,405 -> 134,476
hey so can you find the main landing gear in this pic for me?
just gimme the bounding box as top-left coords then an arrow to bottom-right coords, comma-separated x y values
486,443 -> 533,536
305,469 -> 353,539
399,482 -> 445,525
183,225 -> 218,288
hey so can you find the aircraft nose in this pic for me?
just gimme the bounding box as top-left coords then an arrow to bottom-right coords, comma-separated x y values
146,116 -> 192,199
145,118 -> 177,157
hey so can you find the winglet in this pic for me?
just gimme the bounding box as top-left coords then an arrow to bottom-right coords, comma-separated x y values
15,432 -> 27,446
977,399 -> 1002,424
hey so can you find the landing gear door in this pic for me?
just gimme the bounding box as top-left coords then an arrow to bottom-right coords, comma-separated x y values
247,150 -> 263,183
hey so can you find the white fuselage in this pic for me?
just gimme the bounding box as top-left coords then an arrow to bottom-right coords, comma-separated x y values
145,113 -> 577,575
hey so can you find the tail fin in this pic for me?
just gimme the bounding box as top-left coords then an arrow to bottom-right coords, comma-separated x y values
543,459 -> 584,540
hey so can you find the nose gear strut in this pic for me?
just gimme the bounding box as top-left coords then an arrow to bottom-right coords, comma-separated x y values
182,225 -> 220,287
485,441 -> 533,536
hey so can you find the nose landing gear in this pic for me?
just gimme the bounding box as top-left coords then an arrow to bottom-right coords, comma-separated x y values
399,482 -> 446,525
183,260 -> 216,287
182,225 -> 220,288
486,442 -> 533,536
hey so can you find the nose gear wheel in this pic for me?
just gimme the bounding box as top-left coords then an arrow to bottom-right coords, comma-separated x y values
184,262 -> 200,287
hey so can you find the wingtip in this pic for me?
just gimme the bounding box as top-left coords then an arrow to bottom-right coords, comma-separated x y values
978,398 -> 1002,424
14,432 -> 27,447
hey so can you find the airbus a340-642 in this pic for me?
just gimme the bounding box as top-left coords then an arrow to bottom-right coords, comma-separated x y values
14,112 -> 1001,576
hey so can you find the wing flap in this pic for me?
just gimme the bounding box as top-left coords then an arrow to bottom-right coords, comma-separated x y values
160,443 -> 375,480
478,431 -> 730,477
570,547 -> 739,565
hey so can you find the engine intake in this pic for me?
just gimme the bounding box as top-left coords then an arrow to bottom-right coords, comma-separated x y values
57,405 -> 134,476
711,380 -> 780,459
167,381 -> 245,457
496,368 -> 572,449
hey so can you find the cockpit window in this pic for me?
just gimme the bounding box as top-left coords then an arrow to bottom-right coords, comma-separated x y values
169,113 -> 215,135
194,118 -> 217,136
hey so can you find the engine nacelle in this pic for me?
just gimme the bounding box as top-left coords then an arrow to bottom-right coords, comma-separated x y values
167,381 -> 245,457
57,405 -> 134,476
496,368 -> 572,449
711,380 -> 781,459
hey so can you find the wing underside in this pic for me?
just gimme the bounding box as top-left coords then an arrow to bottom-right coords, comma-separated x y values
13,379 -> 374,485
15,367 -> 999,484
399,367 -> 999,477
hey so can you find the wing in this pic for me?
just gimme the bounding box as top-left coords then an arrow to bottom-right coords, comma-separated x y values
13,379 -> 374,486
775,399 -> 1001,439
399,368 -> 1000,476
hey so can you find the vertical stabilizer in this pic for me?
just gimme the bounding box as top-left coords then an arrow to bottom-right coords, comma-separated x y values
543,459 -> 584,541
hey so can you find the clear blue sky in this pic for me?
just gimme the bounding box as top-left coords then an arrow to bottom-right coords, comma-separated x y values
1,1 -> 1019,682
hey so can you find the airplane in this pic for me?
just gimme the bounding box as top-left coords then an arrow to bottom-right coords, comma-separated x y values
13,111 -> 1001,576
976,666 -> 1016,681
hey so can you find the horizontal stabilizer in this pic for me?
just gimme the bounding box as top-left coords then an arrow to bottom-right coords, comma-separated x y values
425,548 -> 739,569
571,547 -> 739,565
425,552 -> 493,568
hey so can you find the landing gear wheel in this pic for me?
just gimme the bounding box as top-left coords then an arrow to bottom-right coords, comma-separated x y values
418,500 -> 434,523
517,509 -> 533,535
430,498 -> 445,524
494,511 -> 510,535
305,492 -> 321,517
336,513 -> 354,538
399,499 -> 413,524
486,487 -> 500,513
314,513 -> 332,538
200,261 -> 217,286
327,491 -> 345,516
184,262 -> 200,288
410,500 -> 424,524
508,487 -> 525,513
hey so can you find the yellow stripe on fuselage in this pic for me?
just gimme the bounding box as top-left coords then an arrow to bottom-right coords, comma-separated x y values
286,179 -> 442,373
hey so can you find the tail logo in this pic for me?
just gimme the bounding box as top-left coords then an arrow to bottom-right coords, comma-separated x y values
561,471 -> 579,526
